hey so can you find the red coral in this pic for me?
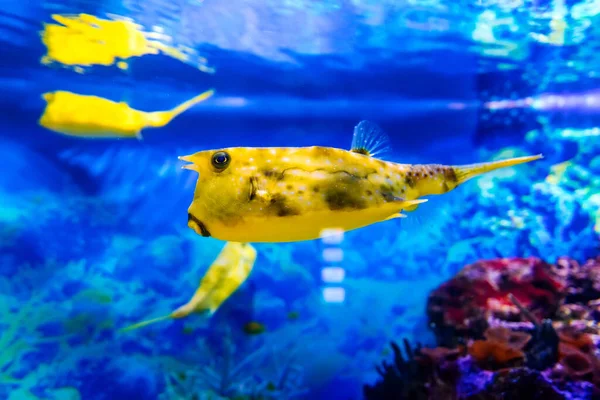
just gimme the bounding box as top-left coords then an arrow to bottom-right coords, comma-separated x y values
468,326 -> 531,371
469,340 -> 525,371
484,326 -> 532,349
558,342 -> 593,380
559,330 -> 595,354
423,255 -> 600,397
427,257 -> 565,346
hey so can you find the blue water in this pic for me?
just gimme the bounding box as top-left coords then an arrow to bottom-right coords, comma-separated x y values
1,0 -> 599,399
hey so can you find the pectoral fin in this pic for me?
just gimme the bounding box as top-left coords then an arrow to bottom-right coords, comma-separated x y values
384,213 -> 407,221
400,199 -> 428,212
378,198 -> 428,222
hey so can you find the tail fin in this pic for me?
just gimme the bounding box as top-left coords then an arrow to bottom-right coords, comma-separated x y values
168,89 -> 215,118
118,293 -> 212,333
453,154 -> 543,185
145,88 -> 215,128
119,314 -> 172,333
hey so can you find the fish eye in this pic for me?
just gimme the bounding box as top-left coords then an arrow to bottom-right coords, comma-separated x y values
211,151 -> 230,170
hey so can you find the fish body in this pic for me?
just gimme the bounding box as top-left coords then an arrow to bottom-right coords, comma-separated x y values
171,241 -> 257,317
180,121 -> 543,243
120,242 -> 256,332
39,89 -> 214,139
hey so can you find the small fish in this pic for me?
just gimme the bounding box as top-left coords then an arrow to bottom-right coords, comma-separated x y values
287,311 -> 300,320
179,120 -> 543,243
243,321 -> 266,335
119,242 -> 256,332
39,89 -> 214,139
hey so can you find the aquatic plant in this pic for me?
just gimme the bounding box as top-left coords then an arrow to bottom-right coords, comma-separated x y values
363,338 -> 468,400
159,339 -> 267,399
363,339 -> 430,400
158,334 -> 307,399
0,260 -> 93,399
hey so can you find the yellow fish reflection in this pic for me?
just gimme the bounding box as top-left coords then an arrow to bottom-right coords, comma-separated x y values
40,13 -> 215,73
120,242 -> 257,332
39,89 -> 214,139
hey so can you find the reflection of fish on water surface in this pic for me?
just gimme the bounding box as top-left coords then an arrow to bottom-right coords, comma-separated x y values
39,13 -> 215,73
120,242 -> 257,332
179,120 -> 543,243
38,89 -> 214,139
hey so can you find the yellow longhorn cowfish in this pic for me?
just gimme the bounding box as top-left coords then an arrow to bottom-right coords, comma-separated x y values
120,242 -> 256,332
179,120 -> 543,243
39,89 -> 214,139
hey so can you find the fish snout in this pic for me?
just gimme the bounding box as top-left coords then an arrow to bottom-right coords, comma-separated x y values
178,154 -> 202,174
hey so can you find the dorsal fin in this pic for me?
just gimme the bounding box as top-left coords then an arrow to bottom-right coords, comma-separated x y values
350,120 -> 392,159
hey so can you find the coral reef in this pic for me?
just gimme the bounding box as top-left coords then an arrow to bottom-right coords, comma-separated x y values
366,255 -> 600,400
427,257 -> 565,347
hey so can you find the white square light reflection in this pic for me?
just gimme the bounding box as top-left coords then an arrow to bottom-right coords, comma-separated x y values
319,228 -> 345,245
322,287 -> 345,303
322,247 -> 343,263
321,267 -> 345,283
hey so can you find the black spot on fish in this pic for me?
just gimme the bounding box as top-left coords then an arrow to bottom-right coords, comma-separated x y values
249,176 -> 258,201
352,148 -> 370,155
444,167 -> 457,182
286,184 -> 293,190
268,194 -> 300,217
324,172 -> 368,210
312,147 -> 331,156
405,173 -> 416,188
187,213 -> 211,237
262,169 -> 283,180
313,186 -> 320,193
325,190 -> 367,210
380,187 -> 398,202
366,190 -> 373,196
